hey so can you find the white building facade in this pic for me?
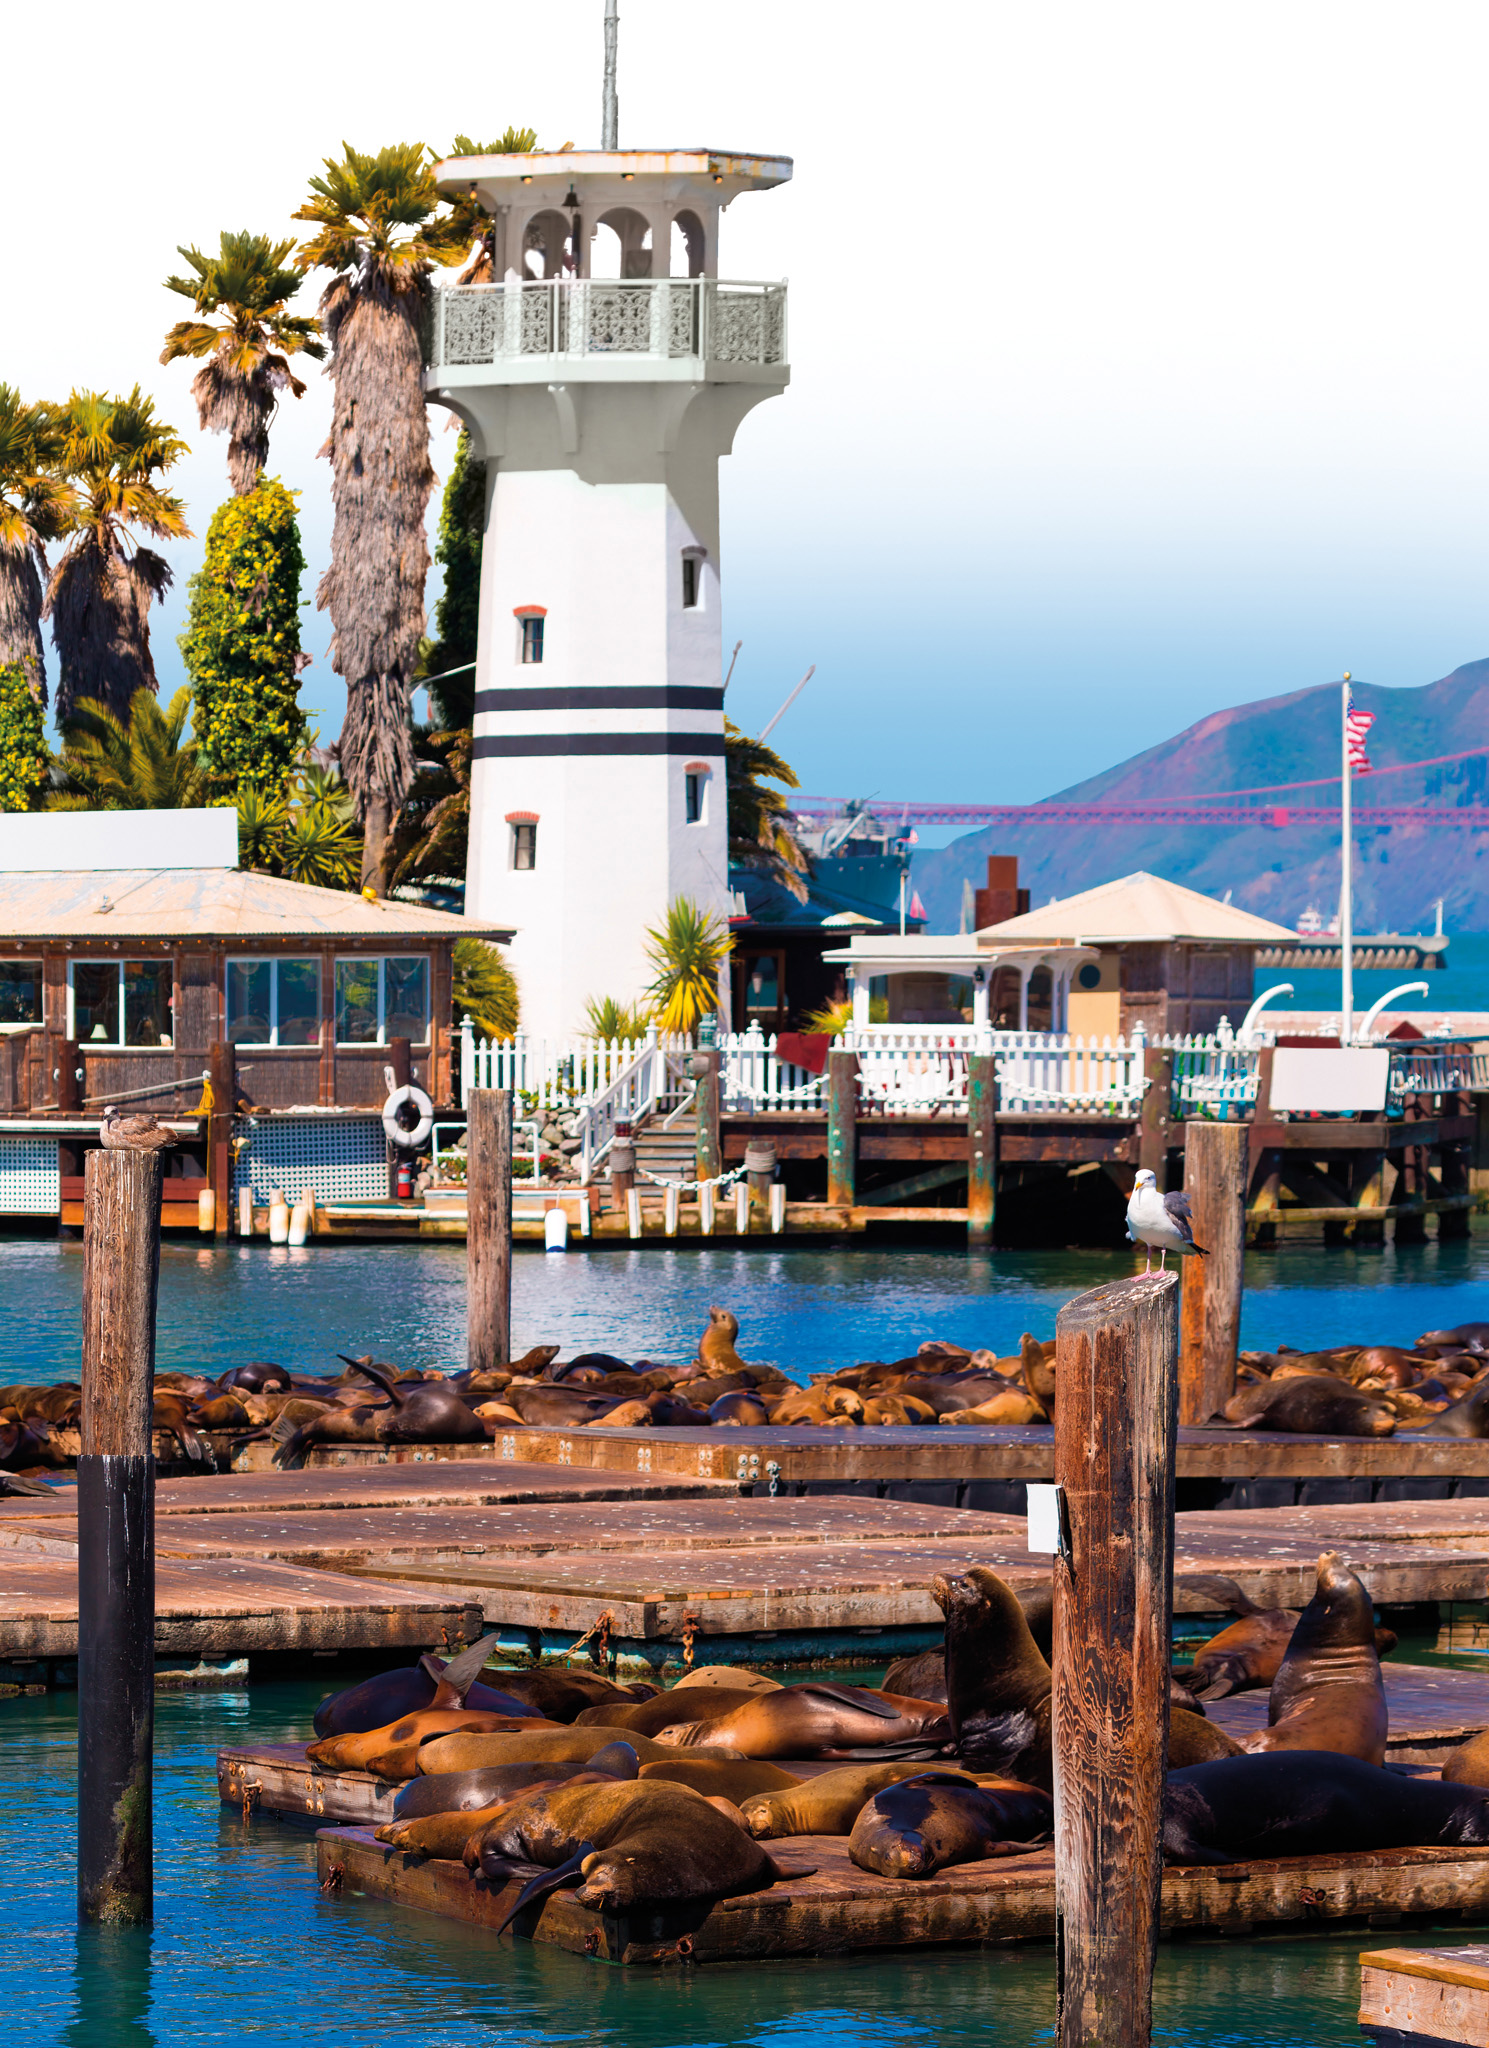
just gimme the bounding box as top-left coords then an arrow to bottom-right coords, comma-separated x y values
425,148 -> 791,1037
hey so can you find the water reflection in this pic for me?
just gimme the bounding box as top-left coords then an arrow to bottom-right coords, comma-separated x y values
67,1927 -> 153,2046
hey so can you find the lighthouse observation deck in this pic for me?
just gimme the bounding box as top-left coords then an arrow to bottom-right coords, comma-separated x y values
426,276 -> 786,383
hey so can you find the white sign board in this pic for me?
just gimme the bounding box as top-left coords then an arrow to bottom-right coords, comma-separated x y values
1026,1482 -> 1067,1556
0,807 -> 238,872
1267,1047 -> 1390,1114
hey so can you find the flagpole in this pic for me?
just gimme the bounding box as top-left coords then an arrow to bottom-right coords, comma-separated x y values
1340,673 -> 1353,1046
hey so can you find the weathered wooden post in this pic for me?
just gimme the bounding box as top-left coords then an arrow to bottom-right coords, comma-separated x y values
55,1036 -> 82,1114
466,1088 -> 511,1370
693,1045 -> 722,1186
609,1120 -> 636,1206
1053,1270 -> 1179,2048
1138,1043 -> 1173,1178
826,1048 -> 857,1209
207,1039 -> 235,1241
1177,1120 -> 1247,1424
78,1148 -> 162,1925
967,1052 -> 997,1246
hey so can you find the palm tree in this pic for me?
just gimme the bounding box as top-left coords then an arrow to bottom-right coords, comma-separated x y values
583,995 -> 654,1043
388,726 -> 470,891
643,897 -> 733,1034
443,130 -> 538,281
161,231 -> 324,495
49,686 -> 206,809
0,387 -> 74,704
452,936 -> 519,1039
44,388 -> 190,724
236,752 -> 361,888
293,143 -> 458,895
726,717 -> 810,902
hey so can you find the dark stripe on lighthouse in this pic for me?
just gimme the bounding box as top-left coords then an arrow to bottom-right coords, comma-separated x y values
474,684 -> 724,715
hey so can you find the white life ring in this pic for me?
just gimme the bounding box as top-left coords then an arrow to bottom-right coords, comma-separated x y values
382,1083 -> 434,1150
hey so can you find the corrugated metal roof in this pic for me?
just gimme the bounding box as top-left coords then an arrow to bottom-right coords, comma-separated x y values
0,868 -> 514,942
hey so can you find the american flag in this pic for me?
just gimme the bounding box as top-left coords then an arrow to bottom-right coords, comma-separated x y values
1346,692 -> 1375,774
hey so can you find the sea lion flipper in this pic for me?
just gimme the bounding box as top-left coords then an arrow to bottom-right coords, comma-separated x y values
341,1355 -> 402,1405
427,1631 -> 504,1708
488,1845 -> 594,1939
798,1682 -> 902,1720
763,1854 -> 818,1881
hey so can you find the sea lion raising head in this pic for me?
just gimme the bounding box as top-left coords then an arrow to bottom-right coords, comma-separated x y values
1245,1552 -> 1388,1764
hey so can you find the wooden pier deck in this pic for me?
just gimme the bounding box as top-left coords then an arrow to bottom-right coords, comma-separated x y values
310,1824 -> 1489,1964
1359,1943 -> 1489,2045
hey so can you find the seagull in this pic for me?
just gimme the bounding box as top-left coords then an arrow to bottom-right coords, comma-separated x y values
1126,1168 -> 1207,1271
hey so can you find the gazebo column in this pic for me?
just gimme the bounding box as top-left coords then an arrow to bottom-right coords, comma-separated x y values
972,966 -> 990,1030
850,970 -> 871,1031
1018,966 -> 1031,1032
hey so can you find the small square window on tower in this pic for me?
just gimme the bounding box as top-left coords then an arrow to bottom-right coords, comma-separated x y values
514,604 -> 547,664
507,812 -> 539,870
681,547 -> 706,611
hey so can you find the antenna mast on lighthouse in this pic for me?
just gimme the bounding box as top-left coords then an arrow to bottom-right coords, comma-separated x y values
602,0 -> 619,149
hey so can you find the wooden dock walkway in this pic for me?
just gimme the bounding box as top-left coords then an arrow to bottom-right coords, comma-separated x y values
1359,1943 -> 1489,2045
310,1824 -> 1489,1963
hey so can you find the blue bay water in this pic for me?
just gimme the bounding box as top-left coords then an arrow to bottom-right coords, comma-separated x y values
1255,928 -> 1489,1019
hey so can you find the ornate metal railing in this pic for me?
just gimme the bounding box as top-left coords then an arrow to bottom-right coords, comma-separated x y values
428,278 -> 788,372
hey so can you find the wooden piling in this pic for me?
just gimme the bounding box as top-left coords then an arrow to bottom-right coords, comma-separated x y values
693,1047 -> 722,1185
1137,1045 -> 1173,1178
1053,1271 -> 1179,2048
207,1040 -> 235,1242
1177,1120 -> 1247,1425
78,1148 -> 162,1926
967,1053 -> 997,1246
466,1089 -> 511,1371
826,1048 -> 857,1208
55,1036 -> 81,1114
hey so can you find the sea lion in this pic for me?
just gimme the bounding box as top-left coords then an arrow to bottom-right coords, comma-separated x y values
308,1710 -> 554,1780
1020,1333 -> 1056,1413
1164,1752 -> 1489,1865
1420,1323 -> 1489,1354
1401,1376 -> 1489,1439
645,1391 -> 714,1427
939,1390 -> 1047,1426
932,1567 -> 1054,1787
574,1687 -> 772,1735
697,1308 -> 749,1377
1245,1552 -> 1387,1764
481,1667 -> 657,1723
670,1665 -> 781,1693
848,1771 -> 1055,1877
639,1757 -> 802,1802
311,1635 -> 533,1737
768,1385 -> 866,1427
1168,1709 -> 1243,1765
741,1760 -> 978,1839
464,1778 -> 806,1932
392,1743 -> 642,1822
273,1357 -> 485,1465
1179,1585 -> 1302,1699
414,1725 -> 678,1776
709,1391 -> 772,1426
652,1682 -> 951,1760
1441,1730 -> 1489,1787
881,1651 -> 948,1704
216,1362 -> 292,1394
1221,1376 -> 1396,1437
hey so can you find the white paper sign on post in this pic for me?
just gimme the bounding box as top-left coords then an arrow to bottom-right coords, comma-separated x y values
1027,1482 -> 1069,1558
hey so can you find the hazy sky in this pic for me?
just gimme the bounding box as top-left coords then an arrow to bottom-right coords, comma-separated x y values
9,1 -> 1489,806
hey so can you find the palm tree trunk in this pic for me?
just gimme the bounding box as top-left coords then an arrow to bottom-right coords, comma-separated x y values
360,789 -> 392,893
46,539 -> 171,725
0,548 -> 47,704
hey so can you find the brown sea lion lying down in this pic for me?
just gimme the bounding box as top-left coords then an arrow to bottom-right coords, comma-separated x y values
1244,1552 -> 1388,1764
464,1778 -> 812,1932
741,1760 -> 982,1838
312,1635 -> 532,1738
308,1711 -> 556,1779
638,1757 -> 802,1802
377,1754 -> 642,1859
391,1742 -> 643,1824
414,1725 -> 682,1776
273,1357 -> 485,1466
1177,1578 -> 1397,1701
574,1688 -> 777,1737
849,1771 -> 1056,1877
478,1666 -> 657,1722
1222,1376 -> 1396,1437
651,1682 -> 952,1760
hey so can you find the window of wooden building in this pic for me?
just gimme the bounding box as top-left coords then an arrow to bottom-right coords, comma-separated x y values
0,961 -> 42,1026
70,959 -> 172,1046
334,956 -> 430,1045
226,958 -> 321,1046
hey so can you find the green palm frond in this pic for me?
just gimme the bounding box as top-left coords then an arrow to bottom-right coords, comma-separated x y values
443,132 -> 538,253
583,995 -> 655,1044
236,782 -> 291,867
277,802 -> 361,888
643,897 -> 732,1035
453,936 -> 520,1039
725,716 -> 809,903
294,143 -> 454,276
51,686 -> 206,808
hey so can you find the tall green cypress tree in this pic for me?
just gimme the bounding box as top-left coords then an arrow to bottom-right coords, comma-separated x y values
420,431 -> 485,729
0,662 -> 48,810
180,475 -> 308,795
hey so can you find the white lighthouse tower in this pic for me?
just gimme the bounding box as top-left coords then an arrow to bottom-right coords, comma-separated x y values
425,144 -> 791,1038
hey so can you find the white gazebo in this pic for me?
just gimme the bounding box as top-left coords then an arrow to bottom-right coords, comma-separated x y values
821,933 -> 1097,1033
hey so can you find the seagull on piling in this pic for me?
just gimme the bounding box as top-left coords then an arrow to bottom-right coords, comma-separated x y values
1126,1168 -> 1207,1272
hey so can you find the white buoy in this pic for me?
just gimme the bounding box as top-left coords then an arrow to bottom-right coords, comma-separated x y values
238,1185 -> 253,1238
268,1190 -> 290,1244
626,1187 -> 643,1239
197,1187 -> 215,1235
664,1184 -> 679,1237
287,1201 -> 309,1248
578,1191 -> 592,1238
770,1182 -> 786,1234
544,1205 -> 569,1252
734,1183 -> 750,1234
698,1182 -> 715,1236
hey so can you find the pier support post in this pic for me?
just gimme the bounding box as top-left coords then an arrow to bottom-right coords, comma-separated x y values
1053,1270 -> 1178,2048
1178,1120 -> 1247,1425
1138,1045 -> 1172,1178
78,1147 -> 162,1926
466,1089 -> 511,1370
207,1040 -> 235,1241
693,1047 -> 721,1186
967,1053 -> 997,1246
826,1048 -> 857,1209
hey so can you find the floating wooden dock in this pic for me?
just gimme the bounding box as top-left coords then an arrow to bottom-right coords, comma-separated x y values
1359,1943 -> 1489,2046
310,1824 -> 1489,1964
